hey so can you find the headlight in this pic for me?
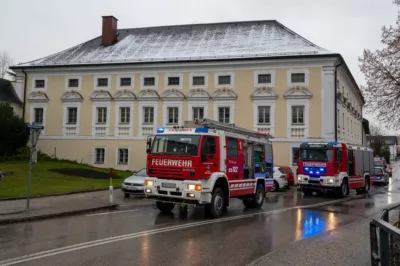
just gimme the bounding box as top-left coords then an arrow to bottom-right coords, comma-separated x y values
144,180 -> 153,186
327,179 -> 334,183
187,184 -> 202,191
298,177 -> 301,181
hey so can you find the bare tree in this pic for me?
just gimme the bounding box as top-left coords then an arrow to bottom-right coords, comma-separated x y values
0,52 -> 14,79
369,124 -> 387,136
359,0 -> 400,130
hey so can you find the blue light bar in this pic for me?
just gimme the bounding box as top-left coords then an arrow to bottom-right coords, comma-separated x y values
195,127 -> 209,133
157,128 -> 165,133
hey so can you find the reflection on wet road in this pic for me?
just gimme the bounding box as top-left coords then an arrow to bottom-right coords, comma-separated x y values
0,176 -> 400,266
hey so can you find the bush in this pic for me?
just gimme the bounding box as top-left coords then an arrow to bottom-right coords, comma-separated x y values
0,103 -> 29,158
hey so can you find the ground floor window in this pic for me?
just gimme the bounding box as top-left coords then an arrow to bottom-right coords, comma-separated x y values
118,148 -> 129,165
94,148 -> 105,164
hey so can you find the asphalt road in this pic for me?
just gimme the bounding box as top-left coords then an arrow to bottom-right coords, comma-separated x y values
0,176 -> 399,266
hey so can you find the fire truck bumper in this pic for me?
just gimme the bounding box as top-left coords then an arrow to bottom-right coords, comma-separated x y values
297,175 -> 341,192
143,178 -> 212,204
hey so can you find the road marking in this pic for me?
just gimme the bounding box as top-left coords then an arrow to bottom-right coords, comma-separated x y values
85,210 -> 138,217
0,195 -> 364,266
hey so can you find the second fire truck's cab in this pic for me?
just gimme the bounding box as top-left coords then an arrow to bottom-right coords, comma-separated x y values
144,119 -> 274,218
297,142 -> 374,197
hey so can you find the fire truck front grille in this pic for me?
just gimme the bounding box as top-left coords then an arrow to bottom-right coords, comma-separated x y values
149,167 -> 183,178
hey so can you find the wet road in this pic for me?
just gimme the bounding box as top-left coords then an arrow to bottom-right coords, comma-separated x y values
1,174 -> 400,266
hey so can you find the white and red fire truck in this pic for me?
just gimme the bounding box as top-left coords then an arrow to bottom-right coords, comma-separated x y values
297,142 -> 375,197
144,118 -> 274,218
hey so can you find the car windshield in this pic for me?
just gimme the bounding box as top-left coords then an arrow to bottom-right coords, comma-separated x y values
150,134 -> 200,155
135,169 -> 147,177
375,168 -> 383,174
300,148 -> 333,162
375,161 -> 384,167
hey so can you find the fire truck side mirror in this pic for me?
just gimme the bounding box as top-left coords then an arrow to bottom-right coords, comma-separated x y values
146,137 -> 152,153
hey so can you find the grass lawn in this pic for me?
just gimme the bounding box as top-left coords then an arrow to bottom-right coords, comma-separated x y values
0,160 -> 133,198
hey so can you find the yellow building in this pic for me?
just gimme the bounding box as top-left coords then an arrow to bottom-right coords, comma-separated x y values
10,16 -> 365,172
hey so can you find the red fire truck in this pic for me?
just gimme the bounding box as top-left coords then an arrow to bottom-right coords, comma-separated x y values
297,142 -> 374,197
144,119 -> 274,218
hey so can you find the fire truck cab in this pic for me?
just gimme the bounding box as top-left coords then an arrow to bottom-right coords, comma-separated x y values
297,142 -> 374,197
144,119 -> 274,218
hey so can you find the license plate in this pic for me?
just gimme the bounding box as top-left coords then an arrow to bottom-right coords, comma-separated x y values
162,183 -> 176,188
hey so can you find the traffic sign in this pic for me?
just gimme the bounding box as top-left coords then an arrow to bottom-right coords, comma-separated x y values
26,124 -> 44,130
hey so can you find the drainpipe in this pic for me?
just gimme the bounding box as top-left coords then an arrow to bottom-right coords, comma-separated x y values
334,59 -> 343,142
21,69 -> 27,121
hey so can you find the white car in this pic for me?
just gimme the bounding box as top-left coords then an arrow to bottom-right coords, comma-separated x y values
271,166 -> 288,192
121,168 -> 148,197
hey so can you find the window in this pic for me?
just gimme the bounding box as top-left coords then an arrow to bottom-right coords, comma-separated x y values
119,107 -> 130,124
94,148 -> 105,164
227,137 -> 238,158
342,113 -> 345,129
335,149 -> 342,161
144,77 -> 155,86
258,106 -> 270,124
120,78 -> 131,86
34,108 -> 44,124
218,107 -> 230,123
68,79 -> 79,88
193,76 -> 205,86
193,107 -> 204,120
258,74 -> 271,84
292,147 -> 299,165
143,107 -> 154,124
218,76 -> 231,85
168,77 -> 180,86
167,107 -> 179,125
337,109 -> 340,128
118,148 -> 129,165
67,107 -> 78,124
35,80 -> 45,88
205,137 -> 216,155
347,117 -> 350,132
151,135 -> 200,155
96,107 -> 107,124
291,73 -> 305,83
291,106 -> 304,124
97,78 -> 108,87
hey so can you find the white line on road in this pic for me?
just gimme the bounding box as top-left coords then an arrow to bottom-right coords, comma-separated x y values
85,209 -> 139,217
0,195 -> 364,266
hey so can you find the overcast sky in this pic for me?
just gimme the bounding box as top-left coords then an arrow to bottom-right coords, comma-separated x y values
1,0 -> 398,133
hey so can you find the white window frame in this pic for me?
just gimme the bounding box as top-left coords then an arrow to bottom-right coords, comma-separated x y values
291,106 -> 305,125
94,75 -> 111,90
63,102 -> 81,136
189,72 -> 208,90
92,102 -> 111,136
115,101 -> 134,137
188,101 -> 208,121
253,100 -> 275,136
64,76 -> 82,90
93,147 -> 106,165
214,72 -> 234,89
117,74 -> 134,89
140,73 -> 158,90
213,100 -> 235,124
254,70 -> 275,87
287,69 -> 309,87
32,77 -> 48,91
116,147 -> 129,165
286,99 -> 309,138
138,101 -> 158,136
162,101 -> 183,126
164,73 -> 183,90
30,103 -> 47,135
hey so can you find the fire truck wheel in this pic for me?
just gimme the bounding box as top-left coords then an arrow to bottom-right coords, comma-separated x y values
242,184 -> 265,208
359,177 -> 370,194
339,180 -> 348,197
205,187 -> 224,218
156,201 -> 175,213
270,181 -> 279,192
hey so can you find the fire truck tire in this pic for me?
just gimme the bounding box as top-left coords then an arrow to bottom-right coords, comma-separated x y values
205,187 -> 225,218
339,180 -> 348,198
242,184 -> 265,208
358,177 -> 370,194
156,201 -> 175,213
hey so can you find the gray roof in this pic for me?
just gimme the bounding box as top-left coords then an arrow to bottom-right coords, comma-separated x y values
13,20 -> 334,68
0,78 -> 22,105
367,136 -> 398,145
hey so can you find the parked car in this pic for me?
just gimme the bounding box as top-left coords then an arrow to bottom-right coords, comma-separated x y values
374,158 -> 391,176
373,166 -> 389,185
271,166 -> 289,192
121,168 -> 147,197
276,165 -> 295,186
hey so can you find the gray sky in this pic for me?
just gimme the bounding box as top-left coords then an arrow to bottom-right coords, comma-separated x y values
1,0 -> 398,133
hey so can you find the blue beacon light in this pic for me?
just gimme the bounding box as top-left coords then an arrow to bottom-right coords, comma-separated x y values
157,128 -> 165,133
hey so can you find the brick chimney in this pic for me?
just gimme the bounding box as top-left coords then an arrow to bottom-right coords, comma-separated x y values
102,16 -> 118,46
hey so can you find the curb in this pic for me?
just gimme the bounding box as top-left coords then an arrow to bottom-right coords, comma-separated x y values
0,187 -> 122,201
0,204 -> 119,225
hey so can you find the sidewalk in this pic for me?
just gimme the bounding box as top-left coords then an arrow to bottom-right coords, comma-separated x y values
0,189 -> 152,225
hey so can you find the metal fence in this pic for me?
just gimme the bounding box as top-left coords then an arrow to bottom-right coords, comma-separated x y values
371,204 -> 400,265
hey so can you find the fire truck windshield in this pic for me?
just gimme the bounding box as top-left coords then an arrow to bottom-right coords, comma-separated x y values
150,134 -> 200,155
300,148 -> 333,162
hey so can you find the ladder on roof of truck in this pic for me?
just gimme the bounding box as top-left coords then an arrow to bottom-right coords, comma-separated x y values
185,118 -> 273,141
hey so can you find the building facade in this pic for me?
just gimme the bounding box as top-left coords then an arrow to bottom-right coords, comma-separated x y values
11,16 -> 365,172
0,78 -> 23,116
